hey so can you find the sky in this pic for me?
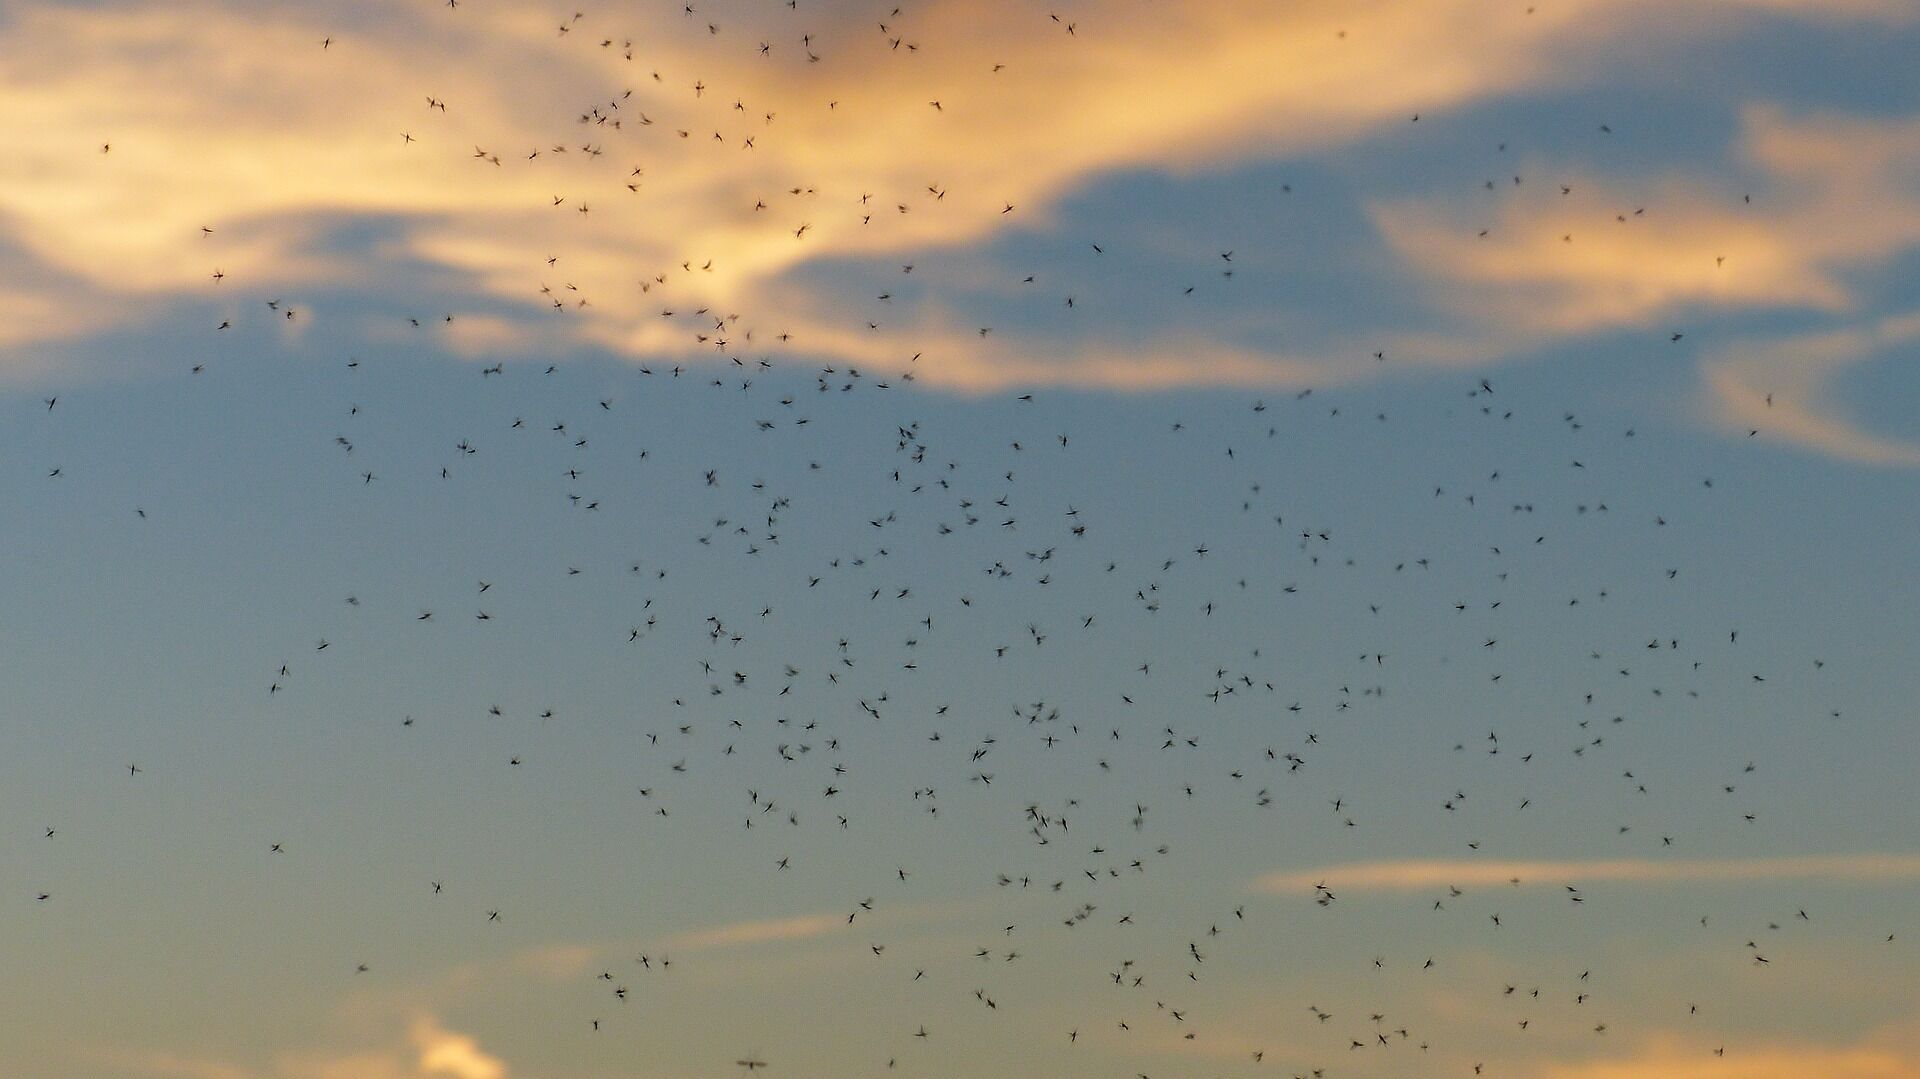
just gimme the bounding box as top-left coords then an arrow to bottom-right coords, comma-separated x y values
0,1 -> 1917,1077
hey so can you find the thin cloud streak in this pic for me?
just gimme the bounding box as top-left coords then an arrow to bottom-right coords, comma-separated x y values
1255,853 -> 1920,894
662,912 -> 846,951
1701,311 -> 1920,467
1539,1038 -> 1920,1079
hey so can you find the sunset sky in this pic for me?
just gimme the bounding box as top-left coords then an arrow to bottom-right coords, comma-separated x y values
0,2 -> 1916,1077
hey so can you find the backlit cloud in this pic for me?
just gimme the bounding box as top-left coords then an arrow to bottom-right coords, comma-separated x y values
0,0 -> 1907,395
1375,106 -> 1920,462
1537,1026 -> 1920,1079
411,1017 -> 508,1079
1254,853 -> 1920,894
94,1016 -> 509,1079
1702,312 -> 1920,466
661,911 -> 846,951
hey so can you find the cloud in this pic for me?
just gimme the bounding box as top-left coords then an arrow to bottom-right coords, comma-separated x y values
1374,180 -> 1854,336
1379,106 -> 1920,330
1536,1023 -> 1920,1079
93,1016 -> 509,1079
0,0 -> 1905,392
1374,105 -> 1920,462
1253,853 -> 1920,894
411,1017 -> 508,1079
662,912 -> 846,951
594,312 -> 1338,394
1701,312 -> 1920,466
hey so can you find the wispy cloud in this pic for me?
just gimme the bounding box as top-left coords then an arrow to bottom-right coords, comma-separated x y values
1254,853 -> 1920,894
92,1015 -> 510,1079
1702,311 -> 1920,467
0,0 -> 1904,392
661,911 -> 847,951
1537,1029 -> 1920,1079
649,888 -> 1003,953
1377,106 -> 1920,331
1373,105 -> 1920,463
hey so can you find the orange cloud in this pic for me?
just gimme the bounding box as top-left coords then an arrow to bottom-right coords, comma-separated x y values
1254,853 -> 1920,894
662,912 -> 845,951
1375,105 -> 1920,463
1702,312 -> 1920,467
411,1017 -> 508,1079
1374,180 -> 1854,335
582,311 -> 1337,394
93,1016 -> 510,1079
1538,1029 -> 1920,1079
0,0 -> 1904,392
1379,106 -> 1920,331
